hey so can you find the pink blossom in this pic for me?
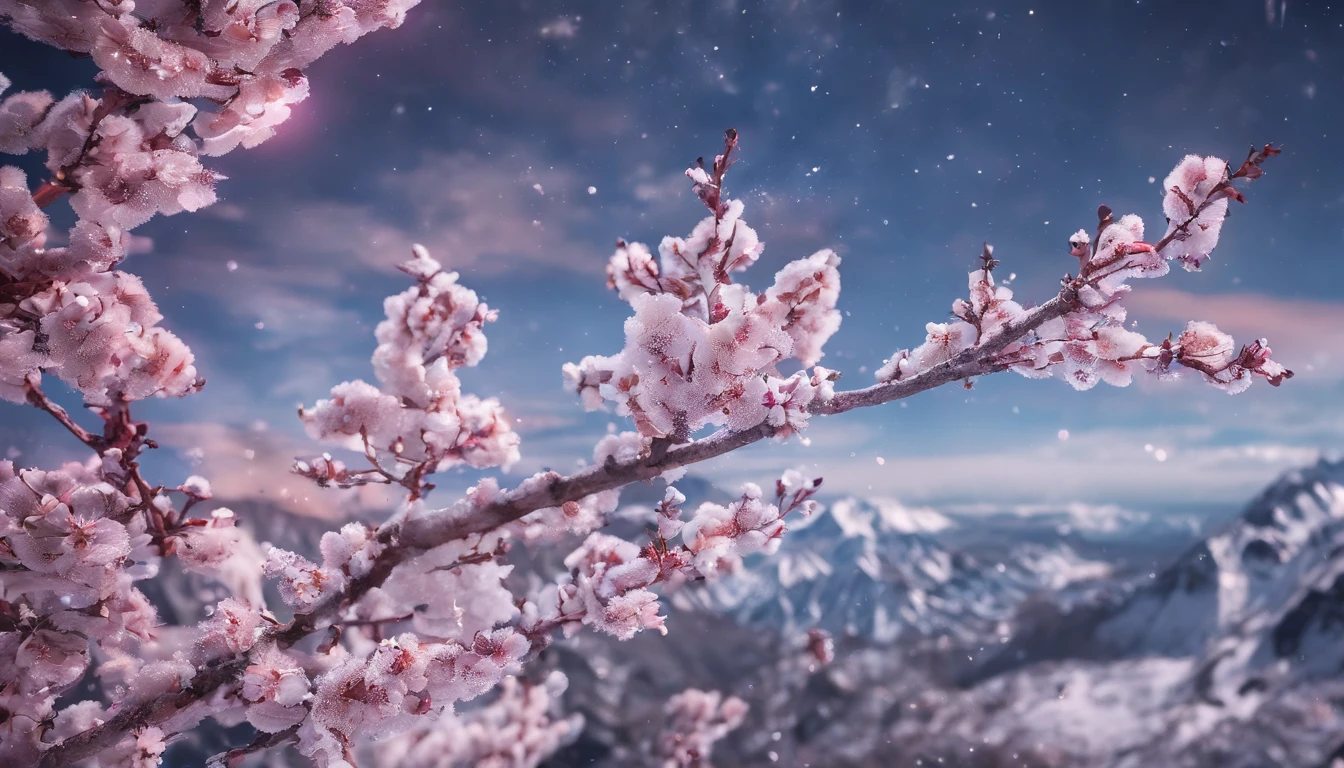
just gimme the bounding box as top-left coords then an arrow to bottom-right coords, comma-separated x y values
15,628 -> 89,689
1178,320 -> 1237,371
908,321 -> 978,374
375,671 -> 582,768
0,85 -> 53,155
264,547 -> 341,611
682,484 -> 786,573
658,688 -> 748,768
173,507 -> 247,575
243,645 -> 312,732
607,239 -> 664,303
194,70 -> 310,156
242,645 -> 311,708
1161,155 -> 1231,270
758,248 -> 843,367
301,379 -> 405,450
199,597 -> 261,656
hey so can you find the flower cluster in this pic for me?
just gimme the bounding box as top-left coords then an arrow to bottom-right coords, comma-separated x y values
299,246 -> 519,488
2,6 -> 436,763
1,0 -> 419,407
0,457 -> 268,764
375,671 -> 583,768
564,131 -> 843,442
876,149 -> 1291,395
656,688 -> 749,768
520,472 -> 820,643
297,630 -> 531,766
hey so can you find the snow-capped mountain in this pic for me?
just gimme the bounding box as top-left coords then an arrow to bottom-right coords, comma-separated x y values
670,495 -> 1113,644
551,458 -> 1344,768
900,455 -> 1344,767
970,456 -> 1344,673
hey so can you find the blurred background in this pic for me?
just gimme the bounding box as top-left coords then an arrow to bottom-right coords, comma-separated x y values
3,1 -> 1343,765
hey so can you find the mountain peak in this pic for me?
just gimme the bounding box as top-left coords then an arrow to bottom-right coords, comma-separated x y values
826,497 -> 955,539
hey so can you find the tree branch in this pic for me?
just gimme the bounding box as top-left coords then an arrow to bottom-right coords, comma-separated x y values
23,380 -> 104,450
32,141 -> 1280,764
34,284 -> 1075,767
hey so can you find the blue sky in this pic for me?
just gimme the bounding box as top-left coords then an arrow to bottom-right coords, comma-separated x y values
2,0 -> 1342,519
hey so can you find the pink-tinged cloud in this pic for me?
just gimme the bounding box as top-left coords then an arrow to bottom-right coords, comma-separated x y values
1126,287 -> 1344,383
154,422 -> 399,520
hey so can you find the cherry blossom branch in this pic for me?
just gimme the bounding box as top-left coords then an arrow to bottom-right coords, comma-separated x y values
289,292 -> 1076,637
30,295 -> 1058,767
30,84 -> 147,208
35,154 -> 1289,762
19,117 -> 1288,768
37,657 -> 251,768
17,379 -> 218,550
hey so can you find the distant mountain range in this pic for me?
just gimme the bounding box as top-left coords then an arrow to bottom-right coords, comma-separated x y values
668,495 -> 1115,644
896,455 -> 1344,767
191,456 -> 1344,767
550,457 -> 1344,767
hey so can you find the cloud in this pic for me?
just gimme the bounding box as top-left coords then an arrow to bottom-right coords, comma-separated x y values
154,422 -> 400,520
539,16 -> 580,39
192,145 -> 626,281
659,412 -> 1327,509
380,150 -> 604,273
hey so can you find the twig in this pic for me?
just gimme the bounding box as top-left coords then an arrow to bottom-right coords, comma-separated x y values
209,724 -> 300,767
23,380 -> 104,450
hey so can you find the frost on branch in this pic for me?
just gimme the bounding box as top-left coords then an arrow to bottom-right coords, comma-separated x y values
510,430 -> 648,545
566,130 -> 842,442
876,148 -> 1291,396
656,688 -> 749,768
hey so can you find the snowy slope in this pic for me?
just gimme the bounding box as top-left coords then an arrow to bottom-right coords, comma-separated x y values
914,456 -> 1344,767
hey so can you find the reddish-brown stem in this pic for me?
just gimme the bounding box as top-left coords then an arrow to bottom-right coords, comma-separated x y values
31,181 -> 71,208
22,382 -> 171,538
23,381 -> 104,449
